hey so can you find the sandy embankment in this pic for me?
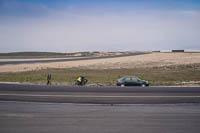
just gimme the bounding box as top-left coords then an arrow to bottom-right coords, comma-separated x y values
0,53 -> 200,72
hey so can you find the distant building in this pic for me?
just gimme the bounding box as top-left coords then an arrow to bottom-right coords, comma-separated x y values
172,50 -> 184,52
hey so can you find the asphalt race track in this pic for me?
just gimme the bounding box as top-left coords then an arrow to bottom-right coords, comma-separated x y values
0,101 -> 200,133
0,83 -> 200,133
0,83 -> 200,104
0,53 -> 147,65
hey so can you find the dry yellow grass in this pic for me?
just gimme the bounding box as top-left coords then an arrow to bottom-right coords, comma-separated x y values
0,53 -> 200,72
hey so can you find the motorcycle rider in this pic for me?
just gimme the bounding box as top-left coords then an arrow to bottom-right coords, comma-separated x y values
77,76 -> 82,85
76,76 -> 88,86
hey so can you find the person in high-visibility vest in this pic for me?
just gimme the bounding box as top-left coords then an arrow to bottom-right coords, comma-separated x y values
76,76 -> 88,86
76,76 -> 82,85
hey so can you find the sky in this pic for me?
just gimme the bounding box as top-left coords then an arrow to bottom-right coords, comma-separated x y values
0,0 -> 200,53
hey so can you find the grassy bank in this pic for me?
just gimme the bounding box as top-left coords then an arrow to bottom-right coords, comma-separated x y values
0,64 -> 200,86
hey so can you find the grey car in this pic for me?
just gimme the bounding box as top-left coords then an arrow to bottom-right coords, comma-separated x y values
117,76 -> 149,87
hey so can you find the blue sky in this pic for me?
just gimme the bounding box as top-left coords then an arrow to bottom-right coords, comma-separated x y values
0,0 -> 200,52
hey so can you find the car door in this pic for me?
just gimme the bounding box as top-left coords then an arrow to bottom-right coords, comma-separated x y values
124,77 -> 132,86
131,77 -> 141,86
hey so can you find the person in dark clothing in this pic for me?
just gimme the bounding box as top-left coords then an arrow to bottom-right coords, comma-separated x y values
47,74 -> 51,85
82,77 -> 88,85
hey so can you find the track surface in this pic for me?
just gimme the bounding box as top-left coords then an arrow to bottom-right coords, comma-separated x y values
0,53 -> 146,65
0,101 -> 200,133
0,84 -> 200,133
0,83 -> 200,104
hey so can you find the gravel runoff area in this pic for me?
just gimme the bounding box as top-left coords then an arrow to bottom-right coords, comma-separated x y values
0,52 -> 200,72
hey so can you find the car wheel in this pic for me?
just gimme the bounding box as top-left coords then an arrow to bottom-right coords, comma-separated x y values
141,84 -> 146,87
121,84 -> 125,87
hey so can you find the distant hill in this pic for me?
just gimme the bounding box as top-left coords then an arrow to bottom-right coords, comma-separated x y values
0,52 -> 66,56
0,51 -> 131,58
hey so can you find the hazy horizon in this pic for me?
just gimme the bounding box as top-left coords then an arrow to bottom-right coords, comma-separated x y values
0,0 -> 200,53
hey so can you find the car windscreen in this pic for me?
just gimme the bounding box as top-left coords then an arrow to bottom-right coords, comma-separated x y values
134,77 -> 141,81
119,77 -> 126,82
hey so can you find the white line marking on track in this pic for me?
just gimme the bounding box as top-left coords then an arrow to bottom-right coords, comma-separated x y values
0,94 -> 200,98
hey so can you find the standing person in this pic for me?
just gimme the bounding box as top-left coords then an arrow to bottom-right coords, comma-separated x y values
47,73 -> 51,85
